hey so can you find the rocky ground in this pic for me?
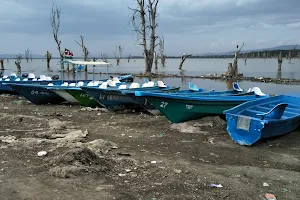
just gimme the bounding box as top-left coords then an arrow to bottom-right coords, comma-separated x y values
0,94 -> 299,200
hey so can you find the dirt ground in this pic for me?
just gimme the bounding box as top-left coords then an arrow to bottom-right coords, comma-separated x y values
0,94 -> 299,200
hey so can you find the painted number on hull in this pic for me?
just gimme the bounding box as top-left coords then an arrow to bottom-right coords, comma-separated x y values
31,90 -> 49,96
99,94 -> 119,101
186,105 -> 193,110
160,101 -> 168,108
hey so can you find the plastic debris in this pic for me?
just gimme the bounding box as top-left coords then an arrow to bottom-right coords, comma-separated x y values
37,151 -> 47,157
263,182 -> 269,187
118,173 -> 126,177
265,193 -> 276,200
208,183 -> 223,188
125,169 -> 132,173
151,161 -> 157,164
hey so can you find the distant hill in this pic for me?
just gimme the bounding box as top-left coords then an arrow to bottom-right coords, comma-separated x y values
198,45 -> 300,56
0,54 -> 45,59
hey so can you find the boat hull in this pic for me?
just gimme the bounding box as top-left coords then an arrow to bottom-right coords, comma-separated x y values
65,88 -> 100,107
145,96 -> 246,123
81,87 -> 141,110
6,84 -> 65,105
52,89 -> 79,103
224,94 -> 300,145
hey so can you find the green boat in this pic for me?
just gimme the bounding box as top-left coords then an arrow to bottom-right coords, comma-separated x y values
64,87 -> 100,107
135,88 -> 269,123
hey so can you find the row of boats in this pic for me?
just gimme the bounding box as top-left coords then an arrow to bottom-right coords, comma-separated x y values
1,61 -> 300,146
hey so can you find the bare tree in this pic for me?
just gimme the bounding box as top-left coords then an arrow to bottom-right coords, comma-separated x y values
15,54 -> 22,72
154,51 -> 158,70
101,52 -> 108,63
128,54 -> 131,63
114,45 -> 123,65
0,59 -> 4,71
158,36 -> 166,66
45,50 -> 52,68
232,43 -> 244,77
92,57 -> 97,62
50,3 -> 64,69
278,51 -> 283,71
30,50 -> 33,62
129,0 -> 159,74
25,48 -> 30,62
179,53 -> 192,70
75,35 -> 90,71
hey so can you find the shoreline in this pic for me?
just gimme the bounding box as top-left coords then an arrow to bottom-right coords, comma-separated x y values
84,71 -> 300,85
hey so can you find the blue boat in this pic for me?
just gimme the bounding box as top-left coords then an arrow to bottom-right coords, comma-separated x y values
81,81 -> 176,111
224,93 -> 300,146
5,74 -> 133,105
135,86 -> 269,123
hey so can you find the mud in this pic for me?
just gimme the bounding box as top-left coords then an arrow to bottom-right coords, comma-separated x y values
0,94 -> 299,200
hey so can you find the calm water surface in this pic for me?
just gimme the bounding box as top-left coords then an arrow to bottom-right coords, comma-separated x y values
2,58 -> 300,94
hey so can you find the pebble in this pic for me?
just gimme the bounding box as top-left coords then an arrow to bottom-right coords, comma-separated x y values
263,182 -> 269,187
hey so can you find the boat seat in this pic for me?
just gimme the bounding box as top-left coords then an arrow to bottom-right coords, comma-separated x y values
10,73 -> 17,77
112,77 -> 121,83
76,81 -> 84,87
142,81 -> 155,88
118,84 -> 128,89
3,76 -> 8,79
40,75 -> 46,80
46,76 -> 52,80
47,83 -> 54,86
157,81 -> 167,88
32,78 -> 37,81
93,81 -> 102,86
107,80 -> 117,87
87,81 -> 95,86
129,82 -> 140,89
28,73 -> 35,79
99,82 -> 108,89
23,78 -> 28,81
0,78 -> 2,81
256,103 -> 288,120
15,78 -> 21,81
69,83 -> 76,87
189,82 -> 199,91
233,82 -> 243,91
5,78 -> 10,81
61,82 -> 69,86
251,87 -> 266,96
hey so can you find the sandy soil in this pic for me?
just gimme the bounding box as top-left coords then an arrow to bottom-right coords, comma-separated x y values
0,94 -> 299,200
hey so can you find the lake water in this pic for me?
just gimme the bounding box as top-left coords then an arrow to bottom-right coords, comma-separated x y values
2,58 -> 300,94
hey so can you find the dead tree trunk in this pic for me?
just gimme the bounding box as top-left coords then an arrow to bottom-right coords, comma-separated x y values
278,52 -> 283,71
0,59 -> 4,70
45,51 -> 52,68
179,54 -> 192,70
114,45 -> 123,66
129,0 -> 159,74
128,54 -> 131,63
25,48 -> 30,62
154,51 -> 158,70
75,35 -> 89,72
232,43 -> 244,77
15,54 -> 22,72
50,4 -> 64,69
159,36 -> 166,66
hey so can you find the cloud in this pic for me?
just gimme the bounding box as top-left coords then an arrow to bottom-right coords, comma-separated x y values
0,0 -> 300,56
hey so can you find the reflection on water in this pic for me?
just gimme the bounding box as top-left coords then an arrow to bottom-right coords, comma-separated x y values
277,70 -> 282,79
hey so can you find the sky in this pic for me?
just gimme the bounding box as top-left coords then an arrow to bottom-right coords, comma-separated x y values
0,0 -> 300,57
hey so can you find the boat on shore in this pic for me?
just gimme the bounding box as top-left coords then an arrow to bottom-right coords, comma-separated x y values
81,81 -> 176,111
224,93 -> 300,146
135,86 -> 269,123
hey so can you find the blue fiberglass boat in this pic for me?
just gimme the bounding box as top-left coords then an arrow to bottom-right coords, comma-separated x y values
135,86 -> 269,123
224,93 -> 300,146
5,74 -> 133,105
81,81 -> 176,111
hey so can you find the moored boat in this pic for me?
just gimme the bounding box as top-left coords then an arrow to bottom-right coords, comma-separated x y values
224,93 -> 300,146
135,86 -> 269,123
81,81 -> 175,111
